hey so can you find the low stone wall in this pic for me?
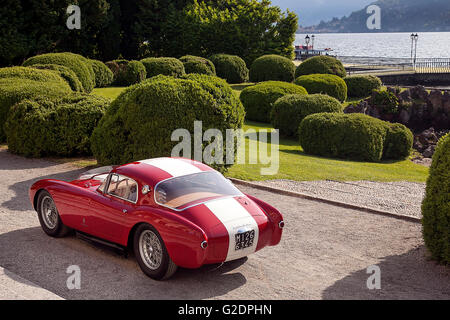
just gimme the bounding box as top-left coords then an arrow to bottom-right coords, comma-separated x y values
379,73 -> 450,86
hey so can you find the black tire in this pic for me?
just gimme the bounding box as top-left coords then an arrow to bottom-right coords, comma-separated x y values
36,190 -> 71,237
133,223 -> 178,280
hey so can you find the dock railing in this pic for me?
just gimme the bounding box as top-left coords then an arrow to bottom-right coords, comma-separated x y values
414,58 -> 450,74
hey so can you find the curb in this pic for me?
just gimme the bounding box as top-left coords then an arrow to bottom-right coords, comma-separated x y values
229,178 -> 422,224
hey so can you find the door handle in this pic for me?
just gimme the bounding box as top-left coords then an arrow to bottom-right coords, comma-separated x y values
122,209 -> 128,214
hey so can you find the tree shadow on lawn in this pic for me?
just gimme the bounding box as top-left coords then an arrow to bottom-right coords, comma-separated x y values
0,227 -> 247,299
322,246 -> 450,300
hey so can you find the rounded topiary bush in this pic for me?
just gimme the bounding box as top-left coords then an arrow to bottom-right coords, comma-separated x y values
295,73 -> 348,102
29,64 -> 83,92
23,52 -> 95,93
298,113 -> 413,161
209,54 -> 249,84
240,81 -> 308,123
120,60 -> 146,85
180,55 -> 216,76
5,93 -> 109,157
0,67 -> 72,141
345,75 -> 382,98
91,75 -> 245,171
249,55 -> 296,83
140,57 -> 185,78
89,59 -> 114,87
295,55 -> 346,78
271,94 -> 343,138
422,133 -> 450,264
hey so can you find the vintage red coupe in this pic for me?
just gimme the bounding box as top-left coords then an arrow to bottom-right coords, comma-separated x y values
29,158 -> 284,280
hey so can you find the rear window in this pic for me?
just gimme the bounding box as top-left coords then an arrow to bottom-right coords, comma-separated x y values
155,171 -> 242,210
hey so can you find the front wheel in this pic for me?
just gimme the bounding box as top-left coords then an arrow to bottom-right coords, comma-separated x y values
36,190 -> 71,237
133,223 -> 177,280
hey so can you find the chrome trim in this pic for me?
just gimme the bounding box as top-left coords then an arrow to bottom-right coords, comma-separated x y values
153,171 -> 243,212
278,221 -> 285,229
200,241 -> 208,249
105,173 -> 139,204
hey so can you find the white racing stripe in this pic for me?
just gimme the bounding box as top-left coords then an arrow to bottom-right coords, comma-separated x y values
205,197 -> 259,262
139,158 -> 201,177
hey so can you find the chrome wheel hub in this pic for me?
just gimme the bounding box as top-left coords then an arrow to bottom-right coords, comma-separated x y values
41,196 -> 58,229
139,230 -> 162,270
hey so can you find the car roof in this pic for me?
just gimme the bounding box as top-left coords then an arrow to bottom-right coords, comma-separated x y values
113,157 -> 215,186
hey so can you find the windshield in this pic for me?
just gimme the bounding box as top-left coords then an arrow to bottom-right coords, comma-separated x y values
155,171 -> 243,210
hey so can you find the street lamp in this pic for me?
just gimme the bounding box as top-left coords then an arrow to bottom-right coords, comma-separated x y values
311,35 -> 315,50
414,33 -> 419,68
410,33 -> 415,63
305,35 -> 310,58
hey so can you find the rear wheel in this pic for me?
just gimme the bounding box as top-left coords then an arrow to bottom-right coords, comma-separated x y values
36,190 -> 71,237
133,223 -> 177,280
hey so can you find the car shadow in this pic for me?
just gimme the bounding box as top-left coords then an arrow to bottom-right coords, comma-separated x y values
321,246 -> 450,300
0,227 -> 247,300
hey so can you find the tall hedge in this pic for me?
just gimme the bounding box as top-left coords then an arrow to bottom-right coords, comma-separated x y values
240,81 -> 308,123
140,57 -> 185,78
271,94 -> 342,138
295,73 -> 348,102
0,67 -> 72,141
91,75 -> 245,172
209,54 -> 249,84
29,64 -> 83,92
89,59 -> 114,88
249,55 -> 296,83
180,55 -> 216,76
295,56 -> 347,78
5,94 -> 109,157
298,113 -> 412,162
23,52 -> 95,93
345,75 -> 382,98
422,133 -> 450,264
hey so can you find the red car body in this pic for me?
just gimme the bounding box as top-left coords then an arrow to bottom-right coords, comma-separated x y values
29,158 -> 284,269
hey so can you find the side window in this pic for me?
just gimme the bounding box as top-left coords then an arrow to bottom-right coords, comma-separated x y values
107,174 -> 138,203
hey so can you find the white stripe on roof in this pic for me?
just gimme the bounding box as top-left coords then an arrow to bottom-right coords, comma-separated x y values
138,158 -> 201,177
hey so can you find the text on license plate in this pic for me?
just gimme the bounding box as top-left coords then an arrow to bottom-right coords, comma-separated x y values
235,230 -> 255,250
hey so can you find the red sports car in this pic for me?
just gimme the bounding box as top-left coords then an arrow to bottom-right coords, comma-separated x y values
29,158 -> 284,280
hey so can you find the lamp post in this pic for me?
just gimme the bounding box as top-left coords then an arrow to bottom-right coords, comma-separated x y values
414,33 -> 419,69
305,35 -> 310,58
410,33 -> 419,69
311,35 -> 315,50
410,33 -> 415,63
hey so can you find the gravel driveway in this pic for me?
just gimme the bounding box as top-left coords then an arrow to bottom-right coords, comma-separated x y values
0,149 -> 449,299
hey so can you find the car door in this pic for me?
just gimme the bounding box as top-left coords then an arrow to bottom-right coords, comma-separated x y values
87,173 -> 139,245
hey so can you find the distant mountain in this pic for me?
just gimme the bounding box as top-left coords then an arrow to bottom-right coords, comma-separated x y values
298,0 -> 450,33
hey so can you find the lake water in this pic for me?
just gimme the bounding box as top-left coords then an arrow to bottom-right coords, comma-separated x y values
295,32 -> 450,60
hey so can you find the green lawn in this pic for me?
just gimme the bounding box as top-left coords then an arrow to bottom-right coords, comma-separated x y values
92,86 -> 428,183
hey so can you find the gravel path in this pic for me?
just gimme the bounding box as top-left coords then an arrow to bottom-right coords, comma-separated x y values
252,180 -> 426,219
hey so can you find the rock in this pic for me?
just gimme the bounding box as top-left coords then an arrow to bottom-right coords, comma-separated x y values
423,145 -> 436,158
398,109 -> 410,124
428,90 -> 443,109
410,85 -> 428,100
344,101 -> 367,114
399,89 -> 412,103
442,92 -> 450,116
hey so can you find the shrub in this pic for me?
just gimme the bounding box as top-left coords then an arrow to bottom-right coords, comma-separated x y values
249,55 -> 296,83
91,75 -> 245,172
180,55 -> 216,76
5,94 -> 109,157
295,56 -> 347,78
271,94 -> 342,138
370,89 -> 400,114
106,59 -> 146,86
0,67 -> 72,141
89,59 -> 114,87
240,81 -> 308,123
140,57 -> 185,78
295,73 -> 347,102
383,123 -> 413,159
29,64 -> 83,92
298,113 -> 412,162
345,75 -> 382,98
23,52 -> 95,93
209,54 -> 249,84
422,133 -> 450,264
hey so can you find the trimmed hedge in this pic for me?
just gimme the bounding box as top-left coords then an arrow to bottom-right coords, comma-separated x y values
345,75 -> 382,98
295,56 -> 346,78
422,133 -> 450,264
91,75 -> 245,172
249,55 -> 296,83
0,67 -> 72,141
106,59 -> 146,86
5,94 -> 109,157
271,94 -> 342,138
298,113 -> 412,162
240,81 -> 308,123
210,54 -> 249,83
140,57 -> 185,78
23,52 -> 95,93
295,73 -> 348,102
180,55 -> 216,76
89,59 -> 114,87
29,64 -> 83,92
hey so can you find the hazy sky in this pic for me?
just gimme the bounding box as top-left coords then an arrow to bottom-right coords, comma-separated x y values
271,0 -> 375,26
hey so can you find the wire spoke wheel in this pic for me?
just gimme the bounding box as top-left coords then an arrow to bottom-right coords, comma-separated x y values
139,230 -> 163,270
40,195 -> 58,229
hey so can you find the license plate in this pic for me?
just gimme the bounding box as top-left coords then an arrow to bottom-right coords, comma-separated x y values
235,230 -> 255,251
